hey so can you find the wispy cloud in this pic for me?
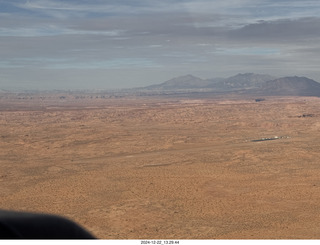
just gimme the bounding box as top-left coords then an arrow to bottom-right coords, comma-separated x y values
49,58 -> 162,69
214,47 -> 281,56
14,0 -> 187,18
0,26 -> 125,37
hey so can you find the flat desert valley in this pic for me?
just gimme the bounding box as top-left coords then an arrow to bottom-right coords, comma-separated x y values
2,93 -> 320,239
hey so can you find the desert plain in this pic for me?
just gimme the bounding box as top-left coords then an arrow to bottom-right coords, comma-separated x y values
1,92 -> 320,239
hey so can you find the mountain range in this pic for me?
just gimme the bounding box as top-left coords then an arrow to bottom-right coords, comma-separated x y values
141,73 -> 320,97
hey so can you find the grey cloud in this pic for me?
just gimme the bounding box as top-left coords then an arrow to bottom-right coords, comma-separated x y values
228,17 -> 320,43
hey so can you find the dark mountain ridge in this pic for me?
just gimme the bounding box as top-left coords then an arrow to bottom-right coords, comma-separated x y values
141,73 -> 320,97
144,74 -> 211,90
144,73 -> 274,91
256,76 -> 320,96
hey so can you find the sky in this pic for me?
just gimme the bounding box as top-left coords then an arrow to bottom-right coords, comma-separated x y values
1,0 -> 320,90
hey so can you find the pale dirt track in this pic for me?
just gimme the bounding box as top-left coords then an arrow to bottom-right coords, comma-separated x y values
1,94 -> 320,239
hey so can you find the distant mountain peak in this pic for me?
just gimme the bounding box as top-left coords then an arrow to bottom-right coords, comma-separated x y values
179,74 -> 199,79
235,72 -> 254,76
139,73 -> 320,97
255,76 -> 320,96
145,74 -> 209,90
220,73 -> 276,89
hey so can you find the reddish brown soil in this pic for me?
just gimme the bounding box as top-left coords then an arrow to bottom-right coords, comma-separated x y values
1,94 -> 320,239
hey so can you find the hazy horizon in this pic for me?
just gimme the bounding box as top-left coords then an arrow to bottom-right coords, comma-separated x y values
1,0 -> 320,90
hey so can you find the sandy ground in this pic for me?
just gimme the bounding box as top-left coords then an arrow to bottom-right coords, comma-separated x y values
1,93 -> 320,239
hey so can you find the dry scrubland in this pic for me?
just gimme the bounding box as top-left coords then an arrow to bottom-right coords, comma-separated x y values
1,93 -> 320,239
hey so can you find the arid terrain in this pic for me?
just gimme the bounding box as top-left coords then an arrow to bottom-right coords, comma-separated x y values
1,93 -> 320,239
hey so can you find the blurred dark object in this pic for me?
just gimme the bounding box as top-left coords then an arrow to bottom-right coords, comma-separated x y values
0,210 -> 95,239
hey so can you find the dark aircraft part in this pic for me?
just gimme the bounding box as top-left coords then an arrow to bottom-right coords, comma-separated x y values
0,210 -> 95,239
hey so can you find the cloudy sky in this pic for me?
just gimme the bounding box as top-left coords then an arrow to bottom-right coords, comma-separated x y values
1,0 -> 320,90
